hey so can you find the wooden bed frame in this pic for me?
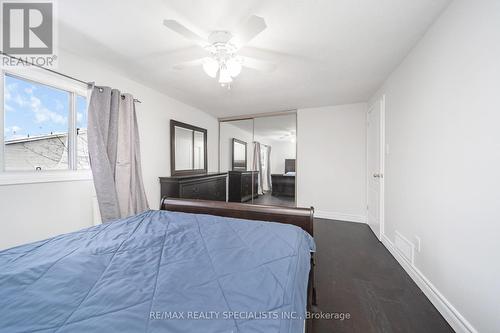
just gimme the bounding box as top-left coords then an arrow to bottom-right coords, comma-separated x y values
160,197 -> 317,333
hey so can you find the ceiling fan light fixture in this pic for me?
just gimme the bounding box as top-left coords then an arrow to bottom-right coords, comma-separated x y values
218,67 -> 233,84
202,58 -> 219,78
226,58 -> 242,77
163,15 -> 274,88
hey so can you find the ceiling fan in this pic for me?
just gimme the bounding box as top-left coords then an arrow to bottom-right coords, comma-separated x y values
163,15 -> 276,87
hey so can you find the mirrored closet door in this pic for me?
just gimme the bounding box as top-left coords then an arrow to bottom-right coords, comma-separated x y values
219,113 -> 296,207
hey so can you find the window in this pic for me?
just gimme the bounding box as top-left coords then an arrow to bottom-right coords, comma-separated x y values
1,70 -> 89,174
76,95 -> 89,169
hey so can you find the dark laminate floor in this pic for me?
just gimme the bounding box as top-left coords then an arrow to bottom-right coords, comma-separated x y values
312,218 -> 454,333
251,192 -> 296,207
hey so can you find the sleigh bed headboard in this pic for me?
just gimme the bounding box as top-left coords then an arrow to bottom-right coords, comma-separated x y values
160,197 -> 313,236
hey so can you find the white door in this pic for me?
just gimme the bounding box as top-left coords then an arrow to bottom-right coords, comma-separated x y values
367,96 -> 385,240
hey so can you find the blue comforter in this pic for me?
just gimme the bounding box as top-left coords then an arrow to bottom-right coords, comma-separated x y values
0,210 -> 315,332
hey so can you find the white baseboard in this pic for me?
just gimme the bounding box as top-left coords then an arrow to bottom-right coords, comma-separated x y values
381,234 -> 477,333
314,210 -> 366,223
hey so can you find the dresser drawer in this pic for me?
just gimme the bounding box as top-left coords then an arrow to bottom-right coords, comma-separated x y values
212,178 -> 226,201
160,173 -> 227,202
180,183 -> 205,199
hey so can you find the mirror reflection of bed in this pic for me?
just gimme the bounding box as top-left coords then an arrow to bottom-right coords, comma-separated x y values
220,114 -> 297,207
253,158 -> 295,206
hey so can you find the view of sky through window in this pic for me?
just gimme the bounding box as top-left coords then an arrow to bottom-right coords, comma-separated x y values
76,95 -> 87,131
3,74 -> 89,171
4,75 -> 70,141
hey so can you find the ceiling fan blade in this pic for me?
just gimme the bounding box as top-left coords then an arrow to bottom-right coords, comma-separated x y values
240,46 -> 310,64
232,15 -> 267,48
163,19 -> 208,46
241,56 -> 276,73
140,46 -> 208,69
172,58 -> 207,70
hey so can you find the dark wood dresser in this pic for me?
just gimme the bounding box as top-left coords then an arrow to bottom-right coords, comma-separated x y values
271,174 -> 295,197
228,170 -> 259,202
159,172 -> 227,202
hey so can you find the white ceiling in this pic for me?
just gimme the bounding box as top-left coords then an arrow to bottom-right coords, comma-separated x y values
58,0 -> 451,117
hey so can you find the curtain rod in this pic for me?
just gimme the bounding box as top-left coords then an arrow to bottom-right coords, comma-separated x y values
0,51 -> 142,103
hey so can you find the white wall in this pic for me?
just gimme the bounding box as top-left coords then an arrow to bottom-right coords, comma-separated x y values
369,1 -> 500,332
0,180 -> 95,250
297,103 -> 367,222
0,49 -> 218,250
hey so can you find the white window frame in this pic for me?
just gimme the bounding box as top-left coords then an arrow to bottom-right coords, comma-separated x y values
0,67 -> 92,185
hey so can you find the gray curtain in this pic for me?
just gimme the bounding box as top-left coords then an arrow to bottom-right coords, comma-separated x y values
253,142 -> 263,195
88,86 -> 149,222
266,145 -> 272,190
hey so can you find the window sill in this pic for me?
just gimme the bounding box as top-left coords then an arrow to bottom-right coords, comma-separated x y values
0,170 -> 93,186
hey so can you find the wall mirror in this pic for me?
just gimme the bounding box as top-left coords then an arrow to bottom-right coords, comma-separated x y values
170,120 -> 207,176
232,138 -> 247,170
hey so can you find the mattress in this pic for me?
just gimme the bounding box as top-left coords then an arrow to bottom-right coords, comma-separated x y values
0,210 -> 315,333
